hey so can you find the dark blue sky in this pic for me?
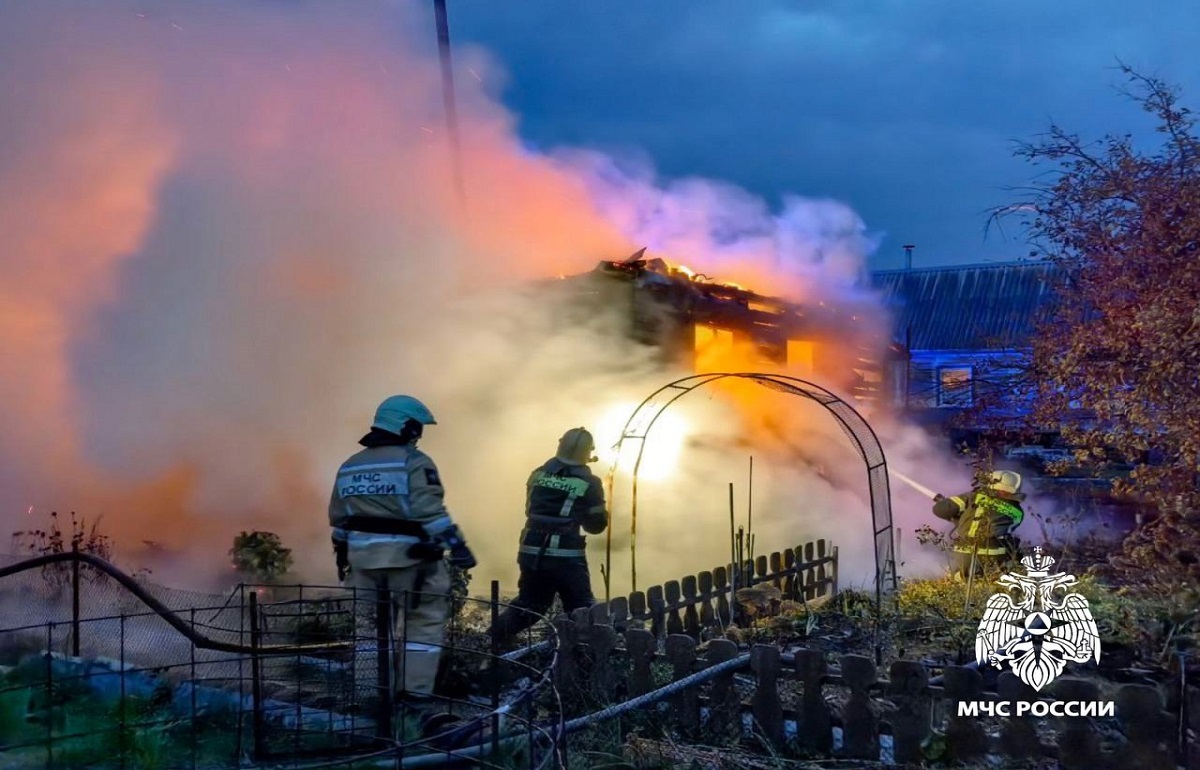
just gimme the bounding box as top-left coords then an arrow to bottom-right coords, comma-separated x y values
440,1 -> 1200,269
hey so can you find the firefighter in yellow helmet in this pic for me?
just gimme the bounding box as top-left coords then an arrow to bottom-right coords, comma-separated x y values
488,427 -> 608,643
329,395 -> 476,710
932,470 -> 1025,577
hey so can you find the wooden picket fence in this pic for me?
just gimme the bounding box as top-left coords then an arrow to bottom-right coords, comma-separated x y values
602,539 -> 838,638
552,604 -> 1188,768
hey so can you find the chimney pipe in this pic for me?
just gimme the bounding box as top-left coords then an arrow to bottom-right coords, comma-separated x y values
903,244 -> 915,270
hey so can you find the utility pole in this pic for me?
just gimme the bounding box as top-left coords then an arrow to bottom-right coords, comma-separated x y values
433,0 -> 467,211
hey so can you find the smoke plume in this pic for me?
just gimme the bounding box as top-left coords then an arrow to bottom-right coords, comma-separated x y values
0,1 -> 968,595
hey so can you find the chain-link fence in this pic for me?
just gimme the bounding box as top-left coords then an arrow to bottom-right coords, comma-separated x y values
0,551 -> 563,769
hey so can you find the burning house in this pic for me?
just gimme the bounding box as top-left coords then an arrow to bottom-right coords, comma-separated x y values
552,249 -> 899,406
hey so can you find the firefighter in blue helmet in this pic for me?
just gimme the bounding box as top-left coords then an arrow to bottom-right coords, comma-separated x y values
329,395 -> 476,708
932,470 -> 1025,577
488,428 -> 608,643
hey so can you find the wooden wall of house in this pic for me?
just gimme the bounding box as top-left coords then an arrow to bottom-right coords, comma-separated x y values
897,350 -> 1032,413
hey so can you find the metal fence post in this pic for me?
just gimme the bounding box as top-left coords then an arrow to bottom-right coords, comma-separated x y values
44,623 -> 53,766
190,607 -> 198,769
235,584 -> 245,759
375,587 -> 394,741
490,580 -> 500,757
119,613 -> 127,769
248,591 -> 266,761
71,543 -> 80,657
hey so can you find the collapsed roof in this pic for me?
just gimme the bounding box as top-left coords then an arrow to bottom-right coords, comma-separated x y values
558,248 -> 889,351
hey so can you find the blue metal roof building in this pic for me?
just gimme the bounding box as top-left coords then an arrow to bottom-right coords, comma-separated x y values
871,261 -> 1064,352
869,261 -> 1065,418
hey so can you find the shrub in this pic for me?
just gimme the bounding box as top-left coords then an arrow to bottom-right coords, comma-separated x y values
229,531 -> 293,584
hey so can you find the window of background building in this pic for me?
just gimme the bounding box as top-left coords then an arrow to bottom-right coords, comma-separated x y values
938,366 -> 973,407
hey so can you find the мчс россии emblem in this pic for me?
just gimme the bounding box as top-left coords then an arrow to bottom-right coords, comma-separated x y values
975,547 -> 1100,692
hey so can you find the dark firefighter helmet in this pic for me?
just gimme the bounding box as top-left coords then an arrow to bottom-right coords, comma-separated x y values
556,427 -> 597,465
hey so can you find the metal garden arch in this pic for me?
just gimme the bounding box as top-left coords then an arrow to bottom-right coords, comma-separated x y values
603,372 -> 898,616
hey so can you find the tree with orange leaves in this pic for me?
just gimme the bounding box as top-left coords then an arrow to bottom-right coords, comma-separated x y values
997,65 -> 1200,587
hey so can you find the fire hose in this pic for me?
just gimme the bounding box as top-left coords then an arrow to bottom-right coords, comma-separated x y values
307,651 -> 755,769
307,644 -> 1030,769
382,644 -> 1003,767
557,651 -> 750,734
499,638 -> 553,662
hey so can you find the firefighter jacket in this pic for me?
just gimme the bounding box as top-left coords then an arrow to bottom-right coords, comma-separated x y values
517,458 -> 607,568
932,489 -> 1025,556
328,442 -> 464,571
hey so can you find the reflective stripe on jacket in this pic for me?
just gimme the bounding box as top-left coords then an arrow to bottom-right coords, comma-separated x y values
932,490 -> 1024,556
328,444 -> 458,570
518,458 -> 607,567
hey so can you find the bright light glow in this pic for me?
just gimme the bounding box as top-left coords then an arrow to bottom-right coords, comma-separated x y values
595,402 -> 688,482
787,340 -> 814,376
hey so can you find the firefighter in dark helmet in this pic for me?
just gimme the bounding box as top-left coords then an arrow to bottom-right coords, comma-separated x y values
488,427 -> 608,642
932,470 -> 1026,577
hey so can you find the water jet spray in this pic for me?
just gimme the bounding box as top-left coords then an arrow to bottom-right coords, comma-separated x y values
890,469 -> 938,499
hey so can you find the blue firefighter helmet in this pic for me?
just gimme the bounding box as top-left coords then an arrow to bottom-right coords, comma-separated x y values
372,395 -> 437,435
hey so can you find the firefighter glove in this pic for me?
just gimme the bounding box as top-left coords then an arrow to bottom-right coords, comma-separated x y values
933,493 -> 945,502
448,542 -> 477,571
333,538 -> 350,582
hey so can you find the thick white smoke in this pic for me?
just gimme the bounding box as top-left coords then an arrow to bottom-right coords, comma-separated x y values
561,149 -> 882,297
0,1 -> 968,596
